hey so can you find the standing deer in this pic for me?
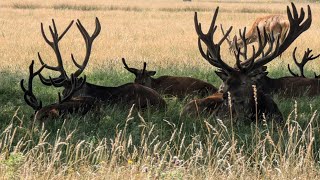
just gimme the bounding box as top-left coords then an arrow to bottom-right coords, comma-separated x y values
122,58 -> 218,98
194,3 -> 311,122
222,14 -> 289,53
21,61 -> 98,121
36,18 -> 166,109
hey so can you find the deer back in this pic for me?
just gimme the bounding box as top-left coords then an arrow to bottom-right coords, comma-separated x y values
122,58 -> 218,97
70,82 -> 166,109
35,96 -> 99,121
152,76 -> 218,97
180,92 -> 224,117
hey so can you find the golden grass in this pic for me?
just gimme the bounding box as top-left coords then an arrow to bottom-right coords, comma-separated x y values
1,106 -> 320,179
2,1 -> 320,179
0,0 -> 320,75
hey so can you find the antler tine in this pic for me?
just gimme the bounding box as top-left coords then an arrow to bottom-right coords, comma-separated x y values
220,24 -> 232,46
194,8 -> 235,73
197,38 -> 224,68
38,20 -> 74,86
289,47 -> 302,77
289,47 -> 320,77
262,32 -> 276,57
72,17 -> 101,77
142,62 -> 147,75
58,20 -> 74,41
21,60 -> 45,111
122,58 -> 138,74
59,74 -> 87,104
236,27 -> 248,59
240,27 -> 268,69
287,64 -> 299,77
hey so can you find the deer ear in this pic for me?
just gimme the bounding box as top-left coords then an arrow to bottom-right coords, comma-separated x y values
147,71 -> 156,76
215,71 -> 229,81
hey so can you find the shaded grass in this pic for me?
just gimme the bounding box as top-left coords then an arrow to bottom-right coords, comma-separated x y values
1,67 -> 320,143
1,66 -> 320,178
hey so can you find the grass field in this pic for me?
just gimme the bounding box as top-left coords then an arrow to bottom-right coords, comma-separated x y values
1,0 -> 320,179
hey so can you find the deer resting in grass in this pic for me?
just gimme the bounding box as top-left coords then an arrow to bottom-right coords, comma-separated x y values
192,3 -> 311,122
21,61 -> 98,121
180,92 -> 227,117
36,18 -> 166,109
258,47 -> 320,97
122,58 -> 218,98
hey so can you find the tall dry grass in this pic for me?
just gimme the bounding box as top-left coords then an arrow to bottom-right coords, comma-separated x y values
0,105 -> 319,179
1,1 -> 320,179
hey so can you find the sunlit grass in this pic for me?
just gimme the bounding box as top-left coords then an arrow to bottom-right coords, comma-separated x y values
1,0 -> 320,179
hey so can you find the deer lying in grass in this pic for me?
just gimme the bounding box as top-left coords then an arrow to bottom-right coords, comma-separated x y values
258,47 -> 320,97
190,3 -> 311,122
122,58 -> 218,98
21,61 -> 98,121
180,92 -> 226,117
222,14 -> 289,53
36,18 -> 166,109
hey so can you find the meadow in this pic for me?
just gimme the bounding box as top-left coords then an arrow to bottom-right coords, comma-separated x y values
1,0 -> 320,179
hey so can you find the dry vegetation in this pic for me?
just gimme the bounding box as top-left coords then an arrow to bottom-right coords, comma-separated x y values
1,0 -> 320,179
1,0 -> 320,74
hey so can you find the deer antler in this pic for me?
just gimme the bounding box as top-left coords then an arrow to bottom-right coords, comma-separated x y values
288,47 -> 320,77
220,24 -> 233,48
58,74 -> 86,104
195,3 -> 312,74
20,60 -> 45,111
38,18 -> 101,87
72,17 -> 101,77
38,19 -> 74,86
122,58 -> 139,74
248,2 -> 312,70
194,7 -> 234,72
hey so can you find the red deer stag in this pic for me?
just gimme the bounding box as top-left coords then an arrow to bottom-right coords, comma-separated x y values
222,14 -> 289,54
122,58 -> 218,98
258,47 -> 320,97
194,3 -> 311,122
36,18 -> 166,109
21,61 -> 98,121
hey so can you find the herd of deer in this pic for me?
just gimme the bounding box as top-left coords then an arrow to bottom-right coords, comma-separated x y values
21,3 -> 320,124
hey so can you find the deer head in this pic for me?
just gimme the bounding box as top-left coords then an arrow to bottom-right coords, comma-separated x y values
195,3 -> 311,120
122,58 -> 156,87
21,60 -> 87,120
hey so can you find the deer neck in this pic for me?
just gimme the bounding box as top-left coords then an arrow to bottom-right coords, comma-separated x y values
149,77 -> 158,88
259,76 -> 278,94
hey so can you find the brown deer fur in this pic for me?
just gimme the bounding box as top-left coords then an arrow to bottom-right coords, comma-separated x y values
227,15 -> 289,53
122,58 -> 218,98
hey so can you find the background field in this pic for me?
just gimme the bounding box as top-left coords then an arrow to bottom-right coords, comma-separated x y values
1,0 -> 320,179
